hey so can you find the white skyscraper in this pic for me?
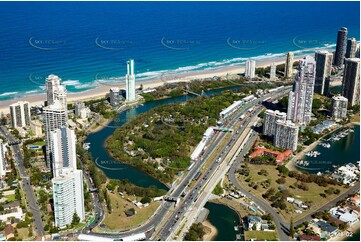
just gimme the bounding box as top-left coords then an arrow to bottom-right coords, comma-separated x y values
270,63 -> 276,79
54,85 -> 67,110
263,109 -> 287,137
287,56 -> 316,125
125,59 -> 136,101
245,60 -> 256,78
274,120 -> 299,151
9,101 -> 31,128
51,127 -> 77,177
0,140 -> 6,179
44,101 -> 68,167
46,74 -> 61,106
52,169 -> 85,228
46,74 -> 67,109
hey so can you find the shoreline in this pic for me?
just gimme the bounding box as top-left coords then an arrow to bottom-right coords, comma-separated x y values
0,55 -> 306,115
202,220 -> 218,241
286,123 -> 359,172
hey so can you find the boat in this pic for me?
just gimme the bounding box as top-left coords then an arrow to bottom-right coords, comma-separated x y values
319,142 -> 331,148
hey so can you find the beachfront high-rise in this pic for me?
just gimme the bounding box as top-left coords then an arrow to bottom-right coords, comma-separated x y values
341,58 -> 360,107
245,59 -> 256,78
46,74 -> 67,109
334,27 -> 348,67
274,120 -> 299,151
46,74 -> 61,106
263,109 -> 287,137
270,63 -> 276,79
54,85 -> 67,110
52,169 -> 85,228
345,38 -> 357,58
125,59 -> 136,101
285,52 -> 294,78
331,95 -> 348,120
287,56 -> 316,125
44,100 -> 68,167
51,127 -> 77,177
9,101 -> 31,128
314,51 -> 333,95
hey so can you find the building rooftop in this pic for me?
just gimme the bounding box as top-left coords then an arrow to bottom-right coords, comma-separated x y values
316,220 -> 338,233
249,147 -> 293,165
299,235 -> 321,241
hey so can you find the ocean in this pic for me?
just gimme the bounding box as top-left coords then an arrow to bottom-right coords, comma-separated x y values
0,1 -> 359,101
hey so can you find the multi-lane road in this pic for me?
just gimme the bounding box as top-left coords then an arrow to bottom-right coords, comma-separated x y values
154,88 -> 292,240
0,126 -> 45,237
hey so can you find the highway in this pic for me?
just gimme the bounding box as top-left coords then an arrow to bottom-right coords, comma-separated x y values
0,126 -> 45,237
81,88 -> 284,239
154,88 -> 292,240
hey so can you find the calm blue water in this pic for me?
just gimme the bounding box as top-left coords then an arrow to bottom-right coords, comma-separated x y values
298,125 -> 360,174
0,1 -> 359,100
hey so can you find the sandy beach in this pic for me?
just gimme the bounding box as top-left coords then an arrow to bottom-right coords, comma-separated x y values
0,55 -> 304,115
202,220 -> 218,241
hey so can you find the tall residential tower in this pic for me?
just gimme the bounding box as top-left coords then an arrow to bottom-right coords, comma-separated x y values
43,101 -> 68,167
314,51 -> 333,95
9,101 -> 31,128
125,59 -> 136,101
287,56 -> 316,125
245,60 -> 256,78
263,109 -> 287,137
52,169 -> 85,228
341,58 -> 360,106
285,52 -> 294,78
345,37 -> 357,58
51,127 -> 77,177
334,27 -> 348,67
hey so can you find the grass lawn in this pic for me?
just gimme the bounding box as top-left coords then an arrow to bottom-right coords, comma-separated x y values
4,194 -> 16,202
100,191 -> 160,231
350,113 -> 360,123
31,140 -> 46,146
17,227 -> 30,240
237,163 -> 348,222
244,230 -> 278,241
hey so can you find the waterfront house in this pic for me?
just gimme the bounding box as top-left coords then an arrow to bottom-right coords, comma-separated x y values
246,216 -> 263,231
308,223 -> 322,235
330,207 -> 359,225
316,220 -> 338,237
